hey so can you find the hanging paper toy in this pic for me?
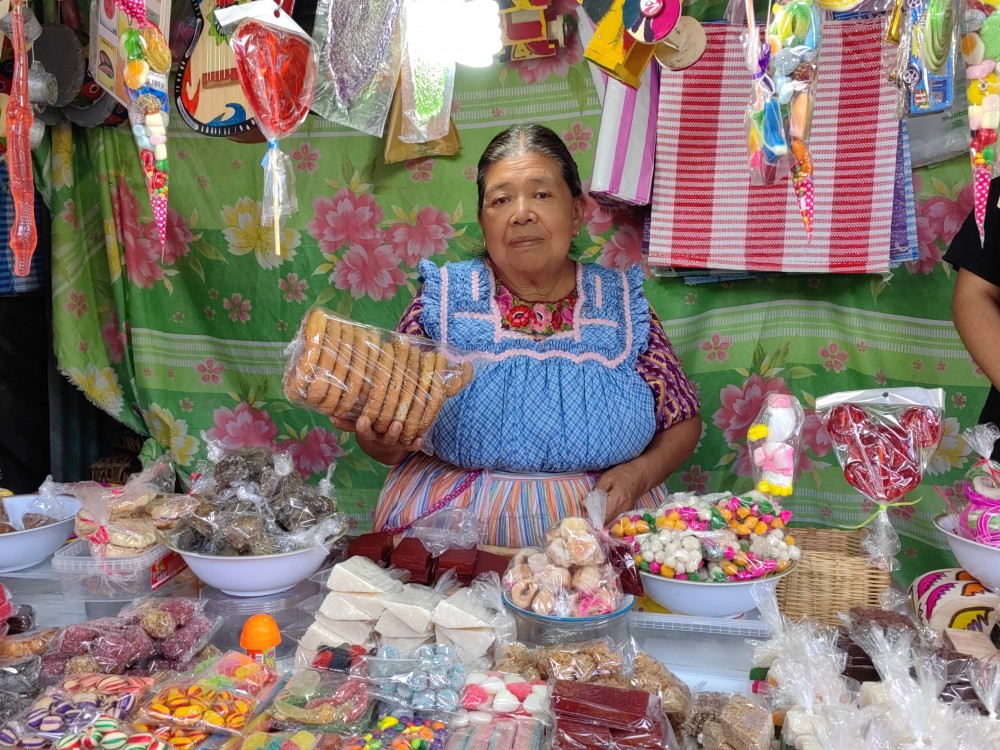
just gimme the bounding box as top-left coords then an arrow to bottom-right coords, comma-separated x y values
217,1 -> 317,256
5,0 -> 37,276
583,0 -> 658,88
112,0 -> 171,252
962,0 -> 999,242
765,0 -> 821,240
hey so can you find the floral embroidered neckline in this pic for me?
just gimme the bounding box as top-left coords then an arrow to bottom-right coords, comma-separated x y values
495,279 -> 577,335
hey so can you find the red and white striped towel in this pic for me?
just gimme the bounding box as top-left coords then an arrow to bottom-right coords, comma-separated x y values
649,20 -> 898,273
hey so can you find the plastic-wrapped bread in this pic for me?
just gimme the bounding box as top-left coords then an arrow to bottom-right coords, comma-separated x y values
283,308 -> 475,442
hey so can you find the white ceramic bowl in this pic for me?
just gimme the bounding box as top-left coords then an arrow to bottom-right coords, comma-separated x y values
165,540 -> 334,597
640,564 -> 796,618
935,514 -> 1000,592
0,494 -> 80,573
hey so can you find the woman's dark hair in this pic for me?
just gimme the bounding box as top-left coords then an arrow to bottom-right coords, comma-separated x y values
476,123 -> 583,211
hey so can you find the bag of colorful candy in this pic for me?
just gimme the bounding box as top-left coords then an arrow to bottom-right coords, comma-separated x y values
171,443 -> 344,557
267,669 -> 375,736
349,642 -> 465,714
947,423 -> 1000,546
282,308 -> 475,447
339,711 -> 449,750
136,651 -> 279,735
444,715 -> 549,750
816,387 -> 945,570
456,670 -> 550,722
224,728 -> 345,750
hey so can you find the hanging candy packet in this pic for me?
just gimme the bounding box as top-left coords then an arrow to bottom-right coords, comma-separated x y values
748,393 -> 805,500
883,0 -> 958,117
215,1 -> 318,256
398,0 -> 454,144
741,0 -> 791,185
948,423 -> 1000,546
962,0 -> 1000,242
110,0 -> 171,252
816,388 -> 945,571
765,0 -> 821,239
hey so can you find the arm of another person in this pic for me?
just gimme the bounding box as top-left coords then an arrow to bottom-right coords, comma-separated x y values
596,307 -> 702,521
953,268 -> 1000,391
329,291 -> 427,465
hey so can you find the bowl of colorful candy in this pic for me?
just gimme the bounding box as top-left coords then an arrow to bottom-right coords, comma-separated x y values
934,514 -> 1000,592
640,563 -> 796,618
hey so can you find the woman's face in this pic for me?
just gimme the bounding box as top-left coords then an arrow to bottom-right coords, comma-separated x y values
478,152 -> 586,279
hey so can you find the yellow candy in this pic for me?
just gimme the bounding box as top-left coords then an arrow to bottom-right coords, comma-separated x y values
969,74 -> 999,105
754,522 -> 768,535
634,520 -> 650,534
234,664 -> 260,680
785,535 -> 796,546
225,715 -> 246,730
612,521 -> 625,536
777,560 -> 789,572
736,524 -> 751,536
660,565 -> 675,578
736,507 -> 751,520
173,706 -> 203,725
379,717 -> 399,731
141,26 -> 171,73
723,563 -> 738,576
202,711 -> 225,727
150,703 -> 171,717
170,737 -> 195,748
656,516 -> 669,528
124,59 -> 149,89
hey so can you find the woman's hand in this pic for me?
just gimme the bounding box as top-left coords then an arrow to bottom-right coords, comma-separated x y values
595,463 -> 649,524
329,415 -> 423,466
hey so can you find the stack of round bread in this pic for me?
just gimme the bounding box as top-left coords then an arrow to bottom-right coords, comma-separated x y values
284,309 -> 473,444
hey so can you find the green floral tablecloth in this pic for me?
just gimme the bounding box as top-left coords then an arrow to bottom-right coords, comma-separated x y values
41,2 -> 981,583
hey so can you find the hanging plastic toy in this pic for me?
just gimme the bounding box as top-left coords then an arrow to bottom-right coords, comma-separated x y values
5,0 -> 36,276
113,0 -> 171,252
745,0 -> 790,186
962,0 -> 999,242
217,1 -> 318,256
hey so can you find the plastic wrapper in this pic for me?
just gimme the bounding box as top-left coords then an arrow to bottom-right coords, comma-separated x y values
748,393 -> 805,499
282,308 -> 475,445
1,478 -> 76,533
4,608 -> 35,638
0,631 -> 58,661
949,423 -> 1000,546
352,643 -> 466,713
398,0 -> 453,144
503,497 -> 626,618
216,1 -> 317,249
304,644 -> 373,673
550,679 -> 667,750
0,694 -> 30,728
458,671 -> 550,720
961,0 -> 1000,241
269,669 -> 374,735
968,654 -> 1000,718
137,651 -> 279,735
816,387 -> 945,570
171,443 -> 344,557
0,659 -> 38,696
411,506 -> 481,557
223,729 -> 344,750
71,458 -> 176,557
340,712 -> 448,749
743,0 -> 791,185
884,0 -> 957,118
444,716 -> 548,750
310,0 -> 404,137
433,572 -> 517,669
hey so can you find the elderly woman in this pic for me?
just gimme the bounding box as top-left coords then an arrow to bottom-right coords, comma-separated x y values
332,124 -> 700,547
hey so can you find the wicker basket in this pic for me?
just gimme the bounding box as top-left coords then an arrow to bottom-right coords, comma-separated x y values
90,455 -> 141,486
775,527 -> 892,626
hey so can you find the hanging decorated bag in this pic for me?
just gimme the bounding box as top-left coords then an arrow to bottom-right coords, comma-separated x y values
648,17 -> 899,273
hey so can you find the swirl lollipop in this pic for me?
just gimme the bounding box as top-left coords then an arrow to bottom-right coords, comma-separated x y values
229,10 -> 317,255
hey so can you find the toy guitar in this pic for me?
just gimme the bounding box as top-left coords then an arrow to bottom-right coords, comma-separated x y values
175,0 -> 315,142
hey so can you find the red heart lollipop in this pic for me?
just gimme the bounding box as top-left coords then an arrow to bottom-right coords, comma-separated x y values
825,403 -> 871,442
231,19 -> 317,141
900,407 -> 942,449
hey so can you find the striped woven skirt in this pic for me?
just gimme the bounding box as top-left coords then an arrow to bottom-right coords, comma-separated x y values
372,452 -> 671,548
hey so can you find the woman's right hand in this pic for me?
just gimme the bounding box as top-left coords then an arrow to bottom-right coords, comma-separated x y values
329,415 -> 423,466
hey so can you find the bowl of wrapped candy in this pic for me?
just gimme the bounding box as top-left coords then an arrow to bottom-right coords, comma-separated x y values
611,492 -> 801,618
0,493 -> 80,573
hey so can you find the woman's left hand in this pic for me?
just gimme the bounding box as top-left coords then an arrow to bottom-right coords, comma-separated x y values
595,464 -> 648,524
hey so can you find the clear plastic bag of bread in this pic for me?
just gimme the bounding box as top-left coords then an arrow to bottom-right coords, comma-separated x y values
502,492 -> 636,617
283,307 -> 475,444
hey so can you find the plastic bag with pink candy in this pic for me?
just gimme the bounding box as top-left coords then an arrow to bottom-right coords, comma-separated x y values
816,387 -> 944,571
501,492 -> 630,618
